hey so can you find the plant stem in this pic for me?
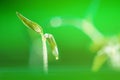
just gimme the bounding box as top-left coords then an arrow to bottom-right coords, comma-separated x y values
41,33 -> 48,73
81,20 -> 104,43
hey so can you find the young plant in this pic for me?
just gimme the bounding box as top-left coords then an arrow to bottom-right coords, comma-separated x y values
16,12 -> 59,73
49,0 -> 120,72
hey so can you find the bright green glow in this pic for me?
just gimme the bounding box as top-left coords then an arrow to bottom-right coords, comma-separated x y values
85,0 -> 100,19
1,0 -> 120,78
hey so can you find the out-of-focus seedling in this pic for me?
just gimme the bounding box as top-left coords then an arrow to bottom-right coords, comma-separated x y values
92,37 -> 120,72
79,18 -> 120,72
49,0 -> 120,72
16,12 -> 59,73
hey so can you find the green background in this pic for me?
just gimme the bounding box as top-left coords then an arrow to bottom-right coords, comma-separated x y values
0,0 -> 120,80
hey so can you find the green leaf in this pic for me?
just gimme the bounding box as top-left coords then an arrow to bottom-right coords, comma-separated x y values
92,51 -> 108,72
44,33 -> 59,60
16,12 -> 43,33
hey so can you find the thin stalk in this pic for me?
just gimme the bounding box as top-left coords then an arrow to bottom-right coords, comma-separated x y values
41,33 -> 48,73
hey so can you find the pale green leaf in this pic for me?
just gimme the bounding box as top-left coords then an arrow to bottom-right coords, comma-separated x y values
92,52 -> 108,72
44,33 -> 59,60
16,12 -> 43,33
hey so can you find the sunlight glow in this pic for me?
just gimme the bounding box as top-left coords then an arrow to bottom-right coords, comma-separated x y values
50,17 -> 62,27
99,37 -> 120,69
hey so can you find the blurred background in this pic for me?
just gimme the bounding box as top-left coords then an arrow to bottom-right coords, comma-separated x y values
0,0 -> 120,80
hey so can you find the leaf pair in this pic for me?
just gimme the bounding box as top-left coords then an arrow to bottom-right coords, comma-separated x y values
16,12 -> 59,60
